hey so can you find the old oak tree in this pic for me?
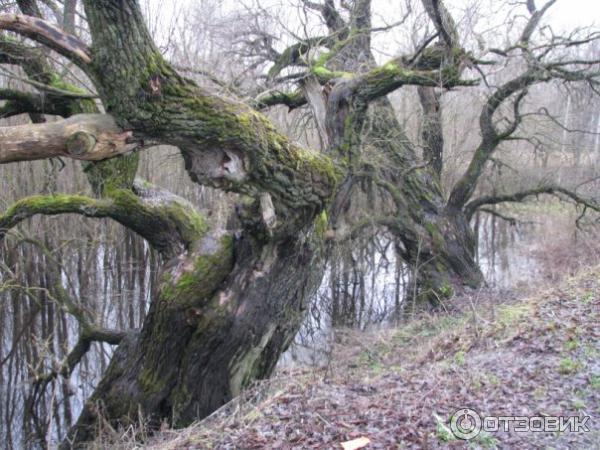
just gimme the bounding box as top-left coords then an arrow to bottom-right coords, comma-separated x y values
0,0 -> 598,446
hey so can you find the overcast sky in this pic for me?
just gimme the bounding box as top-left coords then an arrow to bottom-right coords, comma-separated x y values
144,0 -> 599,29
543,0 -> 599,29
142,0 -> 599,58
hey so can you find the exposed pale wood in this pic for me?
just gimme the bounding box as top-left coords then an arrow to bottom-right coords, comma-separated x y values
303,76 -> 330,148
0,114 -> 137,164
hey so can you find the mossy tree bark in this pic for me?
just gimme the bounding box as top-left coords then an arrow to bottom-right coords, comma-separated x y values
326,82 -> 483,303
298,0 -> 483,304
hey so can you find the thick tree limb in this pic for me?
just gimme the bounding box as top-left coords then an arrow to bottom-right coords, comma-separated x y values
421,0 -> 459,49
62,0 -> 78,34
1,5 -> 141,202
0,113 -> 138,164
77,0 -> 339,224
323,61 -> 477,149
417,86 -> 443,177
520,0 -> 557,46
0,180 -> 207,257
346,0 -> 371,55
302,0 -> 346,34
335,59 -> 477,101
303,76 -> 330,147
416,0 -> 460,180
0,13 -> 91,69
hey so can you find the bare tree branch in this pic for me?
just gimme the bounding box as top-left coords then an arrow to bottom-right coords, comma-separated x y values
0,13 -> 91,69
477,207 -> 518,225
448,47 -> 599,210
301,0 -> 347,34
465,184 -> 600,219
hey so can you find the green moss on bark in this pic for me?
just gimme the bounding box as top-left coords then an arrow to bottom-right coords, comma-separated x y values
1,188 -> 207,258
108,188 -> 207,251
139,366 -> 168,396
314,210 -> 329,238
312,65 -> 352,81
85,153 -> 140,195
160,235 -> 234,306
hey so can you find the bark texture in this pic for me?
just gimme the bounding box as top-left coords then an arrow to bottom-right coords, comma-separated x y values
63,9 -> 482,439
0,3 -> 337,445
64,229 -> 325,446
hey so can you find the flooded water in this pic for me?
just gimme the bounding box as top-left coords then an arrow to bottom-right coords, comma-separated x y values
477,215 -> 541,288
285,209 -> 599,366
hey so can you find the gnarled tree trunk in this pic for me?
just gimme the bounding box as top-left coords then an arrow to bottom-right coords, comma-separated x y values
65,228 -> 326,445
1,1 -> 337,446
306,7 -> 482,304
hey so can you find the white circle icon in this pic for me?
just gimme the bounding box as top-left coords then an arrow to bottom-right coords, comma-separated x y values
450,408 -> 482,440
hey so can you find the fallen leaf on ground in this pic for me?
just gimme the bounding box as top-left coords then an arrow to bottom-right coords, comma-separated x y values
341,436 -> 371,450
